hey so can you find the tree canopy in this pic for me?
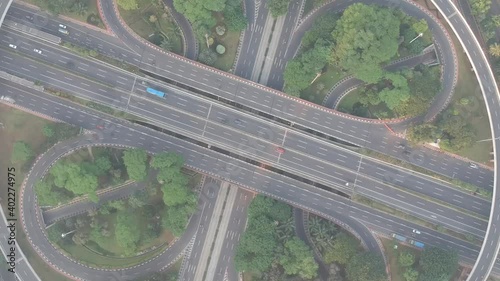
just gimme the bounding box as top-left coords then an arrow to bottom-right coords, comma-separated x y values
122,148 -> 148,181
346,252 -> 387,281
284,39 -> 330,96
332,3 -> 400,83
419,247 -> 458,281
279,237 -> 318,279
268,0 -> 292,17
115,210 -> 141,253
173,0 -> 221,28
11,141 -> 33,163
50,161 -> 98,198
323,232 -> 359,265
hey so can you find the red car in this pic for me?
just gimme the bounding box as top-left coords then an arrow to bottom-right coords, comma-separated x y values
275,147 -> 285,154
96,125 -> 104,130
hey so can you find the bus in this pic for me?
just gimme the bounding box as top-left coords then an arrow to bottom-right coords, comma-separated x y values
146,87 -> 166,98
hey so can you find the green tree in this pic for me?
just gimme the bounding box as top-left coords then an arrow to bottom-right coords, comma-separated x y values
412,19 -> 428,34
117,0 -> 138,10
198,48 -> 218,66
49,161 -> 98,197
302,14 -> 339,50
403,268 -> 419,281
407,123 -> 437,143
489,43 -> 500,57
284,40 -> 330,96
161,178 -> 194,207
235,215 -> 278,272
346,252 -> 386,281
115,211 -> 141,253
470,0 -> 491,16
398,251 -> 415,267
268,0 -> 292,17
279,237 -> 319,279
323,232 -> 359,265
161,205 -> 193,236
11,141 -> 33,163
107,199 -> 126,211
42,124 -> 55,137
438,115 -> 475,151
419,247 -> 458,281
224,4 -> 247,31
173,0 -> 216,28
332,4 -> 400,83
122,149 -> 148,181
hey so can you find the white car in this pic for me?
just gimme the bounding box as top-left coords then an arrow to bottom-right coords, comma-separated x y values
58,23 -> 67,29
8,44 -> 16,49
412,229 -> 421,234
469,162 -> 478,169
33,48 -> 42,54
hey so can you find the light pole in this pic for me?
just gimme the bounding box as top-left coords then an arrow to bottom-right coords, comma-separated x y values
477,136 -> 500,142
409,33 -> 423,44
61,229 -> 76,238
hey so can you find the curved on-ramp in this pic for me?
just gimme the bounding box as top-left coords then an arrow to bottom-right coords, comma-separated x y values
430,0 -> 500,280
19,136 -> 201,281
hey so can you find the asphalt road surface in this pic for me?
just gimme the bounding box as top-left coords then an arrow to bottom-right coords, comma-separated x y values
0,39 -> 490,241
5,3 -> 494,193
4,80 -> 500,277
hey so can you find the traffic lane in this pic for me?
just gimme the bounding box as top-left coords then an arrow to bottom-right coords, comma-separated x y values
355,179 -> 488,237
432,0 -> 500,276
214,189 -> 252,281
133,81 -> 212,118
0,57 -> 130,109
99,0 -> 146,54
264,0 -> 302,88
360,158 -> 491,217
0,48 -> 487,232
209,105 -> 288,145
127,96 -> 206,133
180,179 -> 221,281
234,0 -> 269,78
2,46 -> 486,236
0,30 -> 135,91
6,4 -> 137,57
5,81 -> 496,271
284,130 -> 363,171
94,0 -> 493,191
367,127 -> 494,190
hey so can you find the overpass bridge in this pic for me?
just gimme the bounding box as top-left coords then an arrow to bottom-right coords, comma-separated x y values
0,0 -> 12,27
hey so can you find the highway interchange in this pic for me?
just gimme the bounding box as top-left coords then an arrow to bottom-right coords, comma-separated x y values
0,0 -> 499,280
4,79 -> 499,279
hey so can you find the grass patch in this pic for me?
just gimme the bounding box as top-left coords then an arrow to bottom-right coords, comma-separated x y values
337,87 -> 362,113
119,0 -> 183,55
0,105 -> 75,281
445,27 -> 492,163
23,0 -> 104,28
301,64 -> 347,105
212,30 -> 241,72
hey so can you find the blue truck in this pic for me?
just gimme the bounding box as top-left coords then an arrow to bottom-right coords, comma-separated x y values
409,239 -> 425,249
146,87 -> 167,98
391,233 -> 407,243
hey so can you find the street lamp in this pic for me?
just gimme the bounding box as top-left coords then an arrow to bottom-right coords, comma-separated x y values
409,33 -> 424,44
61,229 -> 76,238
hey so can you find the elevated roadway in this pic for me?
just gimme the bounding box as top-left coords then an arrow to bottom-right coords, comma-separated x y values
0,0 -> 12,27
430,0 -> 500,279
5,79 -> 500,277
0,39 -> 490,240
4,3 -> 493,191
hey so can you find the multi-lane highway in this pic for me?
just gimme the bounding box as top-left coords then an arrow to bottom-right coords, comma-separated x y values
0,33 -> 491,242
5,2 -> 493,193
430,0 -> 500,279
6,79 -> 500,278
2,0 -> 500,279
